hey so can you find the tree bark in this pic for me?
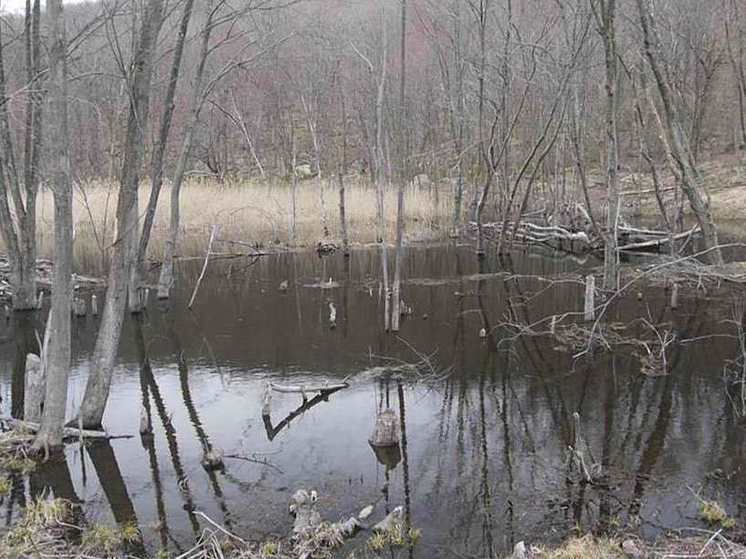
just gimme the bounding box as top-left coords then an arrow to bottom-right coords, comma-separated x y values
33,0 -> 72,450
131,0 -> 196,313
391,0 -> 408,333
157,0 -> 215,299
337,77 -> 350,256
76,0 -> 165,428
594,0 -> 620,289
375,13 -> 390,332
636,0 -> 723,265
0,0 -> 42,311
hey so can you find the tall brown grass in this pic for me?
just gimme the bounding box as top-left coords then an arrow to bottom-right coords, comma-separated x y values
23,177 -> 455,271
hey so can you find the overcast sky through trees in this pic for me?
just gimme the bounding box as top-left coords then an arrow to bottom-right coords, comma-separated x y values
1,0 -> 84,12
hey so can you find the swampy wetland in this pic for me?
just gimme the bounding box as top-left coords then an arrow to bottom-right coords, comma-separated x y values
2,244 -> 745,558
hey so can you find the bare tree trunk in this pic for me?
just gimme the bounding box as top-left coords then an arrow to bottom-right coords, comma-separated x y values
474,0 -> 490,258
373,9 -> 390,331
0,0 -> 41,311
500,0 -> 513,221
337,78 -> 350,256
594,0 -> 620,289
131,0 -> 196,313
33,0 -> 72,450
291,123 -> 298,244
636,0 -> 723,265
157,1 -> 215,300
725,8 -> 746,147
391,0 -> 408,333
76,0 -> 165,429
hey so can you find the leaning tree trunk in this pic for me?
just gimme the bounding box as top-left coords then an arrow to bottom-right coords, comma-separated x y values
131,0 -> 195,313
157,2 -> 214,299
77,0 -> 164,429
33,0 -> 72,450
636,0 -> 723,265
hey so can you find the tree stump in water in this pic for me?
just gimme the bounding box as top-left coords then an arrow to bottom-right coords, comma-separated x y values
24,354 -> 45,423
72,297 -> 86,317
584,274 -> 595,322
369,409 -> 400,448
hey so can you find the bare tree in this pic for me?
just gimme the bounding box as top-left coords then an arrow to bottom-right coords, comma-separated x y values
591,0 -> 620,289
636,0 -> 724,265
157,0 -> 218,299
131,0 -> 197,313
33,0 -> 73,450
76,0 -> 166,428
0,0 -> 42,310
391,0 -> 408,333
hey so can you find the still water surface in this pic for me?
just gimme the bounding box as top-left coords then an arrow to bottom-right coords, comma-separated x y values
0,245 -> 743,557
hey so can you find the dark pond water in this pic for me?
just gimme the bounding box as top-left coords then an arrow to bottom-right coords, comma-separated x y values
1,244 -> 745,558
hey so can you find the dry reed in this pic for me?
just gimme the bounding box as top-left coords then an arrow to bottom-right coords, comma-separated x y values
17,176 -> 455,271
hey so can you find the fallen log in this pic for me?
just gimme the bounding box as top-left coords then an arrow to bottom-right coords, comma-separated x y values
270,381 -> 349,394
0,417 -> 131,441
617,226 -> 700,252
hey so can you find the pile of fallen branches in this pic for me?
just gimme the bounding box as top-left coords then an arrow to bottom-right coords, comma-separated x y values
497,313 -> 677,376
469,221 -> 595,253
628,256 -> 746,290
0,256 -> 104,303
468,219 -> 701,256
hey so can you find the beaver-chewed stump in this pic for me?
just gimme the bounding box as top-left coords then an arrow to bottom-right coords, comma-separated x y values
201,448 -> 225,471
369,409 -> 401,448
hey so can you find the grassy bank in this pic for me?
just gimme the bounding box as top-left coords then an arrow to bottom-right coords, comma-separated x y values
22,177 -> 454,271
503,533 -> 746,558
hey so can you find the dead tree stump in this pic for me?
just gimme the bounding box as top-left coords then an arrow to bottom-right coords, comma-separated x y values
584,275 -> 596,322
369,408 -> 400,448
72,297 -> 86,317
24,354 -> 45,423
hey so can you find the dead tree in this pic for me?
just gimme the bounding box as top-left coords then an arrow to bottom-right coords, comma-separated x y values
157,0 -> 217,299
157,1 -> 269,298
33,0 -> 73,450
0,0 -> 42,310
336,73 -> 350,256
352,9 -> 391,330
636,0 -> 724,265
725,0 -> 746,147
76,0 -> 166,429
592,0 -> 620,289
391,0 -> 408,333
131,0 -> 196,313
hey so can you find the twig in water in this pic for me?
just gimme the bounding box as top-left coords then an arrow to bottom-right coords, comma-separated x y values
188,224 -> 220,309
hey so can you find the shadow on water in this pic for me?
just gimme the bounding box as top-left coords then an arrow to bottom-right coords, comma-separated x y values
0,244 -> 745,556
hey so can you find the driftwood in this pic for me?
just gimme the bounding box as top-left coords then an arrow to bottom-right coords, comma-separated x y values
262,386 -> 346,441
618,225 -> 700,252
372,506 -> 404,532
270,381 -> 349,395
188,224 -> 219,309
470,219 -> 700,256
0,417 -> 131,441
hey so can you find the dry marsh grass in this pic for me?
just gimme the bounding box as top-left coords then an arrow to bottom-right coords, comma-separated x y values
22,177 -> 454,270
